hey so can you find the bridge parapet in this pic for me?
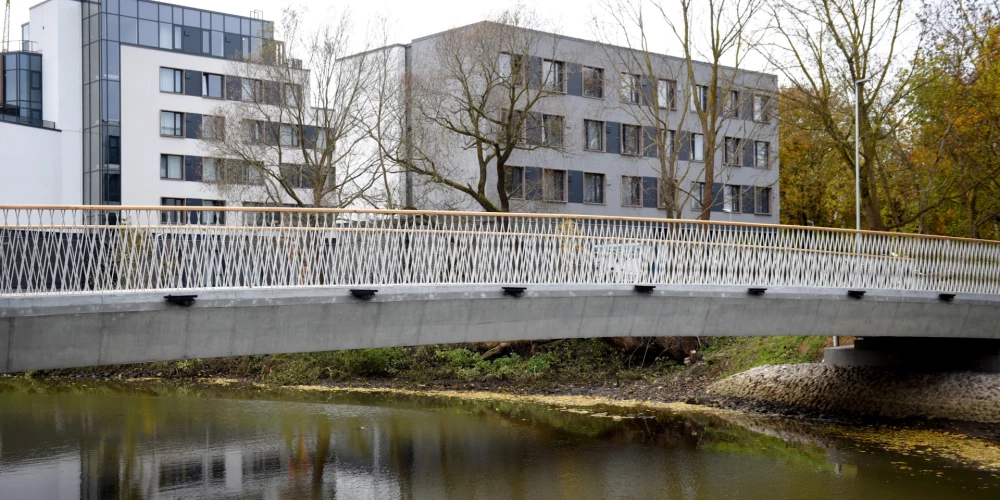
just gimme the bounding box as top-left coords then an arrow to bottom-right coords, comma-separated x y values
1,206 -> 999,296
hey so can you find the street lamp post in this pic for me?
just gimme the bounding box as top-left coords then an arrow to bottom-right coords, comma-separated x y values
854,78 -> 869,232
837,78 -> 869,350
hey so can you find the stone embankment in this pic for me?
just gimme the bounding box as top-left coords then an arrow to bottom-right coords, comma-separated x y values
709,364 -> 1000,423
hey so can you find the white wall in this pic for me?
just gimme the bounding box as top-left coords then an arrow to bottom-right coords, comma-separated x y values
119,45 -> 237,206
30,0 -> 83,205
0,122 -> 64,205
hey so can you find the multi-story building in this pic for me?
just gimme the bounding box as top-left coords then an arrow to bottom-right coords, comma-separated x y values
385,23 -> 780,223
0,0 -> 288,221
2,5 -> 778,224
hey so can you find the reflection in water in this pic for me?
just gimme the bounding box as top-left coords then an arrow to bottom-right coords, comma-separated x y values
0,379 -> 997,499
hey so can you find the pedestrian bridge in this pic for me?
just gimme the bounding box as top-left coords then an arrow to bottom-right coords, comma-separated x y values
2,205 -> 999,373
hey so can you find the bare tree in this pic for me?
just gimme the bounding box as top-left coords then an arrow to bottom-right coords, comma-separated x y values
764,0 -> 919,230
594,1 -> 702,217
655,0 -> 768,220
376,10 -> 568,212
593,0 -> 771,219
201,7 -> 386,208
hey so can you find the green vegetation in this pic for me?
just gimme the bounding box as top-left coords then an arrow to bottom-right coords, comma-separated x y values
35,335 -> 840,388
42,339 -> 686,387
700,336 -> 839,377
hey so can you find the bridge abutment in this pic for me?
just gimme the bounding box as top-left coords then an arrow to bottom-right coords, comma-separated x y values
824,337 -> 1000,373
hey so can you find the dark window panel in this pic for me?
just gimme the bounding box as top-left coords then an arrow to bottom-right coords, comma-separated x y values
107,14 -> 120,41
158,4 -> 171,22
120,16 -> 137,44
225,15 -> 240,34
107,81 -> 120,122
138,1 -> 157,21
120,0 -> 137,17
138,19 -> 157,47
184,9 -> 200,28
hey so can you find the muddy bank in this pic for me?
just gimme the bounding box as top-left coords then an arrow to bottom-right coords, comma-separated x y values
709,363 -> 1000,423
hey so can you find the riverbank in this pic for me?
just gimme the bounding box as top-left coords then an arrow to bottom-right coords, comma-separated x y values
21,335 -> 1000,426
29,336 -> 835,405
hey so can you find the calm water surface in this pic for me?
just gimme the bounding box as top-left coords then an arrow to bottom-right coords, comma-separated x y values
0,379 -> 997,499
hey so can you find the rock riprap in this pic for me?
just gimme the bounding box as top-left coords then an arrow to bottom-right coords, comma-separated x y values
709,364 -> 1000,423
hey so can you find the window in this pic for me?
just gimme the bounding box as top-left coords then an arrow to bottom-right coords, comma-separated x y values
621,175 -> 643,207
657,79 -> 676,109
202,31 -> 211,54
583,66 -> 603,98
202,158 -> 221,182
284,84 -> 300,107
280,164 -> 303,188
314,128 -> 330,150
504,166 -> 524,199
201,116 -> 225,141
160,111 -> 183,136
543,169 -> 567,202
242,36 -> 250,58
242,78 -> 261,102
620,73 -> 641,104
542,59 -> 565,92
139,19 -> 158,47
174,26 -> 182,50
727,90 -> 740,118
280,124 -> 300,147
690,133 -> 705,161
692,85 -> 709,112
724,137 -> 743,165
691,181 -> 706,210
212,31 -> 223,57
584,120 -> 604,151
584,173 -> 605,204
755,141 -> 770,168
245,120 -> 268,144
753,94 -> 770,123
160,155 -> 183,179
724,184 -> 741,213
160,198 -> 185,225
665,130 -> 676,158
755,187 -> 772,214
159,22 -> 172,49
542,114 -> 564,147
108,136 -> 121,165
621,124 -> 641,155
203,73 -> 224,98
201,200 -> 226,225
499,52 -> 524,86
160,67 -> 182,93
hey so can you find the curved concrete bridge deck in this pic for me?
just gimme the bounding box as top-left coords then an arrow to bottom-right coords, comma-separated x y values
3,206 -> 1000,373
3,284 -> 1000,373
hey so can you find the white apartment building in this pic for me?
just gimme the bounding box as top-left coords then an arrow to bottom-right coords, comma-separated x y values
0,0 -> 301,223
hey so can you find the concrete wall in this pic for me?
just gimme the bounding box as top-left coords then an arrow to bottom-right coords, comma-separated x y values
3,284 -> 998,373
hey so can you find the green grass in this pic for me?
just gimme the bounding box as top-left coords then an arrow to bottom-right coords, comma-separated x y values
34,336 -> 840,387
702,336 -> 835,376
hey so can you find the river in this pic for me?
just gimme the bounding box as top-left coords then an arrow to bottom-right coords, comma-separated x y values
0,379 -> 997,499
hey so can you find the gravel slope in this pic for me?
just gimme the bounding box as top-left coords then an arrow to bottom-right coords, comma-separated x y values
709,364 -> 1000,423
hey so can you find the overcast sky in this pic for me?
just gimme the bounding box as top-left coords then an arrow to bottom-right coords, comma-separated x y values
12,0 -> 603,50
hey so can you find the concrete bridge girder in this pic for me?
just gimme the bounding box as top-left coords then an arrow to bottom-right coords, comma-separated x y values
2,285 -> 1000,373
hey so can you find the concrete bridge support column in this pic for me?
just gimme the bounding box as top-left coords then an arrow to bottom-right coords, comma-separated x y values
824,337 -> 1000,373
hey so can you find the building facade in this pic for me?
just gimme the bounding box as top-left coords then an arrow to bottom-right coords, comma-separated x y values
0,0 -> 287,221
393,23 -> 780,223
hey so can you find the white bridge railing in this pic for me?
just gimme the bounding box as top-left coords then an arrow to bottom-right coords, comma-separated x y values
1,206 -> 999,296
